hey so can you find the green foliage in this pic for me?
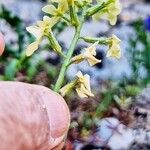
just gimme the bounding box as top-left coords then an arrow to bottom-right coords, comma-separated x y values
125,85 -> 141,96
4,59 -> 19,80
96,91 -> 113,117
127,19 -> 150,86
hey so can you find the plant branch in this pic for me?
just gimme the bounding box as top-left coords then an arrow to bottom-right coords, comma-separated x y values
62,16 -> 70,24
54,25 -> 82,92
80,36 -> 110,44
54,12 -> 86,92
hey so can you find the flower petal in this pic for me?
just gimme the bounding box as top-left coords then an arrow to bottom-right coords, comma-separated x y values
75,72 -> 94,98
26,26 -> 43,39
94,0 -> 121,25
106,34 -> 121,59
42,5 -> 57,15
26,41 -> 39,56
87,55 -> 101,66
43,16 -> 60,28
76,71 -> 84,80
85,41 -> 99,56
76,86 -> 88,98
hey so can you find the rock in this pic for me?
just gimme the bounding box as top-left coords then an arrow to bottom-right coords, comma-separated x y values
146,131 -> 150,146
130,88 -> 150,130
93,117 -> 120,146
91,116 -> 150,149
0,81 -> 70,150
106,87 -> 150,149
129,130 -> 150,150
108,124 -> 134,150
133,129 -> 149,145
135,87 -> 150,109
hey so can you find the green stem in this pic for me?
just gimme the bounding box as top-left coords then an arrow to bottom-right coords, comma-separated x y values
54,22 -> 84,92
70,6 -> 79,27
86,2 -> 106,17
62,16 -> 70,23
80,36 -> 109,44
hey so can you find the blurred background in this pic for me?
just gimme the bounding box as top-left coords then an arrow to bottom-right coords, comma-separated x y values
0,0 -> 150,149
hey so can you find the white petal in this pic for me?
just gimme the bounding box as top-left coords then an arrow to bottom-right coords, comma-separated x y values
26,26 -> 42,39
84,74 -> 91,91
43,16 -> 59,27
76,87 -> 88,98
76,71 -> 83,79
26,41 -> 39,56
85,42 -> 98,56
42,5 -> 56,15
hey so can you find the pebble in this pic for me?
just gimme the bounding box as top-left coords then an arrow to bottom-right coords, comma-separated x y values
108,124 -> 134,150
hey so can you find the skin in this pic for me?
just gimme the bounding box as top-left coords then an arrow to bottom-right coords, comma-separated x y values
0,32 -> 5,56
0,81 -> 70,150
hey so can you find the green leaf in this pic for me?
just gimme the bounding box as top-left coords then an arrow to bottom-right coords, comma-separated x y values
96,91 -> 113,117
4,59 -> 19,80
27,66 -> 37,81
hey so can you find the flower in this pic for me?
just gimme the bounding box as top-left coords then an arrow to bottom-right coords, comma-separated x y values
106,35 -> 121,59
26,16 -> 58,56
60,71 -> 94,98
42,0 -> 68,17
76,71 -> 94,98
71,42 -> 101,66
94,0 -> 121,25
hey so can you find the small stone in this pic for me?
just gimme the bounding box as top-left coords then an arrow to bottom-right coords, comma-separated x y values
93,117 -> 120,146
108,124 -> 134,150
133,129 -> 147,145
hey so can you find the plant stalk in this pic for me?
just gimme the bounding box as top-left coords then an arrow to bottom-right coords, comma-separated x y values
54,22 -> 83,92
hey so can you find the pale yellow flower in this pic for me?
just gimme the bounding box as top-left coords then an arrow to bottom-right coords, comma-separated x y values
106,35 -> 121,59
60,71 -> 94,98
26,16 -> 58,56
42,0 -> 68,16
71,42 -> 101,66
94,0 -> 121,25
76,71 -> 94,98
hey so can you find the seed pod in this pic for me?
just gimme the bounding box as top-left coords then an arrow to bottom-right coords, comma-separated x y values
0,82 -> 70,150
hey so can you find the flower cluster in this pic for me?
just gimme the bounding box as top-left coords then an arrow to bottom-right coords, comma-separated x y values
61,37 -> 121,98
93,0 -> 121,25
25,0 -> 122,98
26,16 -> 59,56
